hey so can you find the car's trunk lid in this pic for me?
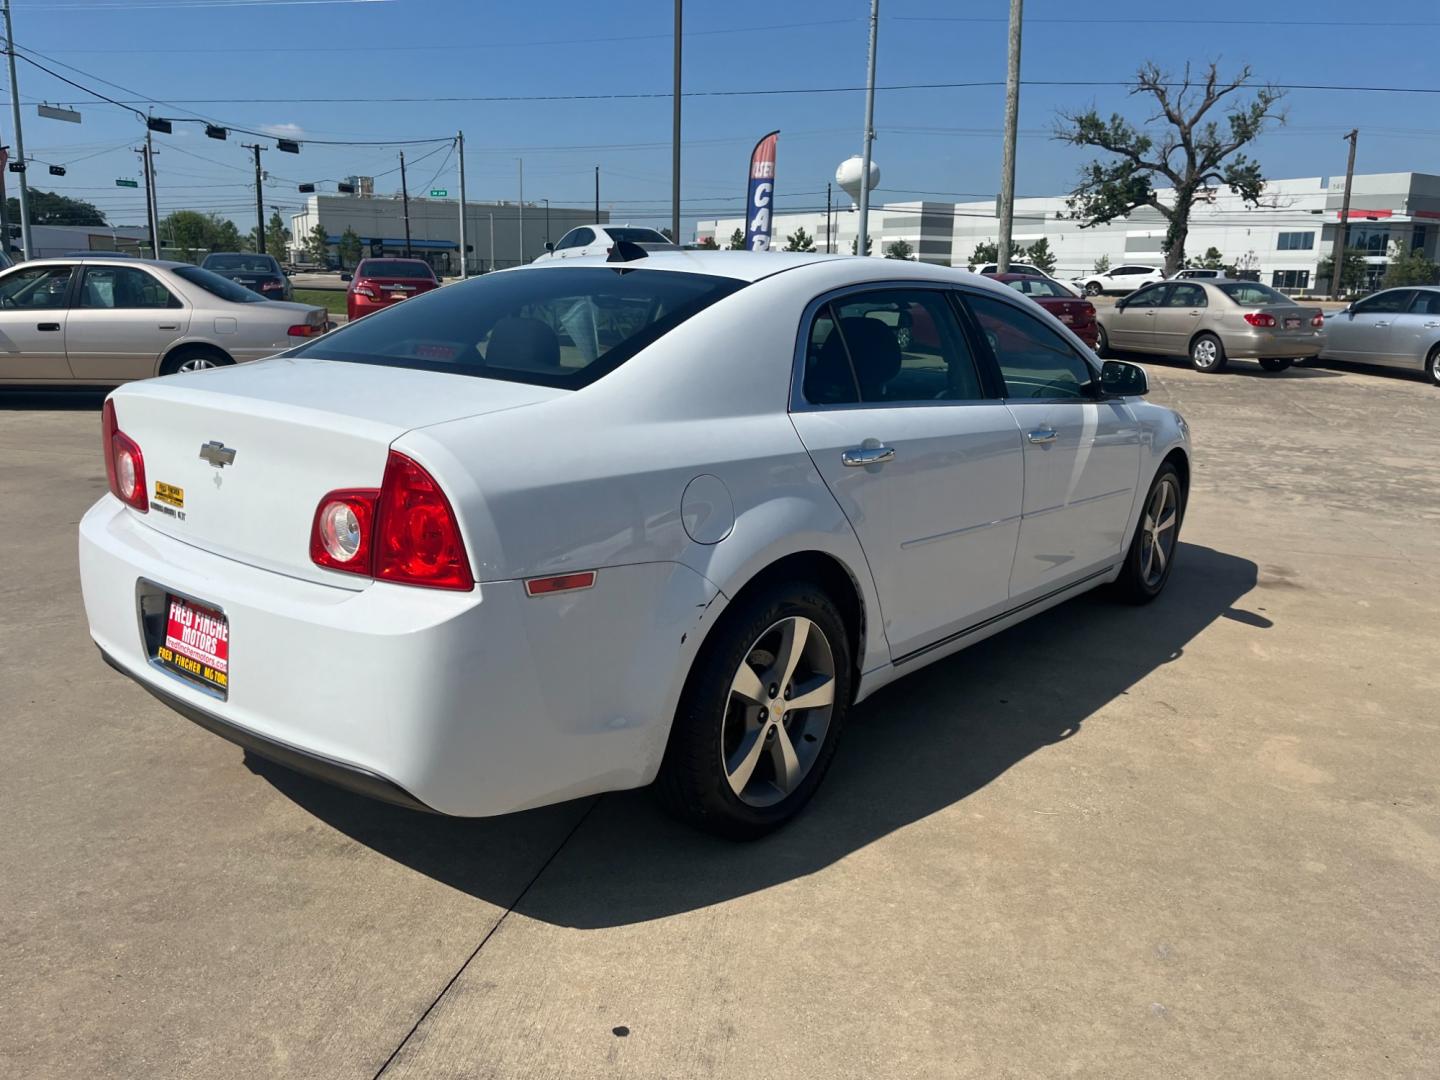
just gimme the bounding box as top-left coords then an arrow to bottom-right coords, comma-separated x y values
108,356 -> 562,587
1041,298 -> 1095,327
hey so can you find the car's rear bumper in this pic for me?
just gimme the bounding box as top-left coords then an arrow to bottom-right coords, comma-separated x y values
79,496 -> 723,816
1220,327 -> 1325,358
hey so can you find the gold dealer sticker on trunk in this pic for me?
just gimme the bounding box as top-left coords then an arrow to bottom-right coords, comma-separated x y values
154,481 -> 184,509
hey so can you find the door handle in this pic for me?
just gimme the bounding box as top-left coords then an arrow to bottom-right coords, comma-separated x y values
1027,427 -> 1058,445
36,322 -> 60,332
841,445 -> 896,467
1425,322 -> 1440,329
1374,321 -> 1389,328
158,323 -> 180,330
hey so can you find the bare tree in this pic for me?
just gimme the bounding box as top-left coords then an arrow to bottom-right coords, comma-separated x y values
1055,62 -> 1285,275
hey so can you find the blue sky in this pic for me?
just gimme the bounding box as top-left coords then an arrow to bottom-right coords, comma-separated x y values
11,0 -> 1440,236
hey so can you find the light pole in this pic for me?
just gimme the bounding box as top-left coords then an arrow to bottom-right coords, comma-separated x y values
542,198 -> 550,245
517,157 -> 524,265
856,0 -> 879,259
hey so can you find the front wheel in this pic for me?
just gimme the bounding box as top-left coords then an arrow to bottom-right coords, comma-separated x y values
656,581 -> 853,839
1190,333 -> 1227,373
1084,281 -> 1102,297
1113,462 -> 1184,604
1258,357 -> 1294,373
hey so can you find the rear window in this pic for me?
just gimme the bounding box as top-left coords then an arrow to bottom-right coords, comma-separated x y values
607,228 -> 671,245
1218,282 -> 1294,306
290,267 -> 745,389
203,254 -> 280,274
173,265 -> 266,304
359,260 -> 436,279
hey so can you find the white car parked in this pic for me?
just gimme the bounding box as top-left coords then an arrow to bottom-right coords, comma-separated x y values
1078,264 -> 1165,296
974,262 -> 1083,297
532,224 -> 678,262
80,252 -> 1190,837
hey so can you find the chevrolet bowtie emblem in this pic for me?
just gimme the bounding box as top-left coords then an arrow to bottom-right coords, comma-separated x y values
199,441 -> 237,468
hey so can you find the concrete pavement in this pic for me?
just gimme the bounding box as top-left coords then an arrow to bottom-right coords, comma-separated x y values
1,357 -> 1437,1077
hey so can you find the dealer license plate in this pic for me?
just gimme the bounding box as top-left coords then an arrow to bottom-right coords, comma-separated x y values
156,594 -> 230,694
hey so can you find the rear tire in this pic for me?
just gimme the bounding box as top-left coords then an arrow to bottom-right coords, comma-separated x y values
160,345 -> 232,376
1259,357 -> 1294,373
1113,462 -> 1184,605
656,581 -> 853,839
1189,333 -> 1227,373
1427,345 -> 1440,387
1084,281 -> 1102,297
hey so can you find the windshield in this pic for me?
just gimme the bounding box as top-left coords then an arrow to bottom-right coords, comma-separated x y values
607,228 -> 671,245
1218,282 -> 1295,306
358,260 -> 435,279
203,254 -> 280,274
173,265 -> 266,304
290,267 -> 744,389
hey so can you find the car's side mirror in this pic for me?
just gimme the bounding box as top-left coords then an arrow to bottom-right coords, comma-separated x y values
340,272 -> 352,282
1101,359 -> 1148,397
544,242 -> 555,253
1115,298 -> 1128,311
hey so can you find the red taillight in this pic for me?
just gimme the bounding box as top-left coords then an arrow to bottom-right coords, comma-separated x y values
1244,312 -> 1277,327
1082,302 -> 1096,318
102,399 -> 148,512
1311,313 -> 1324,327
525,571 -> 596,597
287,324 -> 321,337
309,451 -> 473,591
353,282 -> 377,298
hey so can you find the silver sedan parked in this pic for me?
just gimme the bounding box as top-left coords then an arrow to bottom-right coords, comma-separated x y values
1318,286 -> 1440,386
1096,279 -> 1325,374
0,257 -> 327,386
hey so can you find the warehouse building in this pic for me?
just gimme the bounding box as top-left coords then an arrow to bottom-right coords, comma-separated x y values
697,171 -> 1440,293
288,194 -> 609,275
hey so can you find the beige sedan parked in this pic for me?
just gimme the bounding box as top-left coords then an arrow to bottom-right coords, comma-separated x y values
0,257 -> 327,386
1096,279 -> 1325,373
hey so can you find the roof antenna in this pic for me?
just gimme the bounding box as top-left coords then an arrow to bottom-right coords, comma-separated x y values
606,240 -> 649,263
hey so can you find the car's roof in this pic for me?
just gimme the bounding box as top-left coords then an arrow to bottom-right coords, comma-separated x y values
988,272 -> 1048,282
19,255 -> 187,269
524,250 -> 876,283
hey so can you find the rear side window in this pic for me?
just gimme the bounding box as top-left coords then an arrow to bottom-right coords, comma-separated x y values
965,293 -> 1096,400
803,289 -> 985,405
173,266 -> 265,304
607,227 -> 669,244
290,267 -> 744,389
1218,282 -> 1295,307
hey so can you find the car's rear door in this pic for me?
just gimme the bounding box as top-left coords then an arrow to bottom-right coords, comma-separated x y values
1387,289 -> 1440,369
788,284 -> 1024,661
1152,281 -> 1207,356
65,265 -> 190,381
961,289 -> 1141,602
0,264 -> 78,381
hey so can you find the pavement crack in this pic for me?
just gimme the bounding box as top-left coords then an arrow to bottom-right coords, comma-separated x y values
371,796 -> 603,1078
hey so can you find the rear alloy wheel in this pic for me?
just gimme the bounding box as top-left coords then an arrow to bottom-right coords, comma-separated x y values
1085,281 -> 1102,297
160,347 -> 231,376
657,582 -> 852,839
1190,333 -> 1227,373
1427,345 -> 1440,387
1114,462 -> 1184,604
1259,357 -> 1294,373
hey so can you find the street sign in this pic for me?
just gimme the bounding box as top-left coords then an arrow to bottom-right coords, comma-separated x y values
430,189 -> 448,197
116,178 -> 139,188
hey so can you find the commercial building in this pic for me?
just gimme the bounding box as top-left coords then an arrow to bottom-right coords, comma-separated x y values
697,171 -> 1440,293
288,194 -> 608,275
9,223 -> 152,259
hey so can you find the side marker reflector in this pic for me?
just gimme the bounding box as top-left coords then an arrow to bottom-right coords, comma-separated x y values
525,571 -> 597,597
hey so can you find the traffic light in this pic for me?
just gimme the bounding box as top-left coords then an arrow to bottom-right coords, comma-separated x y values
6,161 -> 24,173
298,183 -> 316,193
337,182 -> 356,194
205,125 -> 228,140
49,165 -> 65,176
146,117 -> 172,134
276,139 -> 300,154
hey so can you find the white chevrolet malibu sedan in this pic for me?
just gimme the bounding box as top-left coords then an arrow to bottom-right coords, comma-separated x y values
80,249 -> 1190,837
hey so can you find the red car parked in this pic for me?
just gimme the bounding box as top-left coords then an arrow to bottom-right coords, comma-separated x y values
344,258 -> 439,321
988,273 -> 1099,348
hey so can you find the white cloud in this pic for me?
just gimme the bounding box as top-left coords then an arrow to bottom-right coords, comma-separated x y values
261,123 -> 306,140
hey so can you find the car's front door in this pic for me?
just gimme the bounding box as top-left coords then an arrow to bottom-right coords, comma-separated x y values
788,285 -> 1024,661
64,265 -> 188,381
1386,289 -> 1440,370
1324,289 -> 1413,361
0,264 -> 77,381
1107,282 -> 1166,350
1151,281 -> 1207,356
962,290 -> 1142,601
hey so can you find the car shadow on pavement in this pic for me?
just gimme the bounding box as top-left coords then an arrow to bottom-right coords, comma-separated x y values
1118,354 -> 1343,379
0,388 -> 109,410
253,542 -> 1263,928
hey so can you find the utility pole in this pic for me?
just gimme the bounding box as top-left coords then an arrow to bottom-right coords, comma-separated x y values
594,165 -> 600,222
996,0 -> 1023,274
138,132 -> 159,259
826,182 -> 833,253
542,197 -> 550,244
1329,129 -> 1359,299
456,130 -> 467,278
3,0 -> 32,259
517,157 -> 524,264
0,143 -> 8,256
488,211 -> 494,273
856,0 -> 879,259
672,0 -> 682,244
243,143 -> 265,254
399,149 -> 412,258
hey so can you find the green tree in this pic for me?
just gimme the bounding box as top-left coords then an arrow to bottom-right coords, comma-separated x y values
728,227 -> 746,250
1055,61 -> 1284,275
6,189 -> 106,226
1382,245 -> 1439,288
1315,248 -> 1366,295
1024,238 -> 1057,274
968,238 -> 1022,269
159,210 -> 245,262
884,238 -> 914,260
338,226 -> 363,269
305,222 -> 331,265
1093,253 -> 1111,273
697,235 -> 719,250
783,226 -> 816,252
659,226 -> 676,242
850,235 -> 873,256
263,211 -> 291,261
1186,246 -> 1226,270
